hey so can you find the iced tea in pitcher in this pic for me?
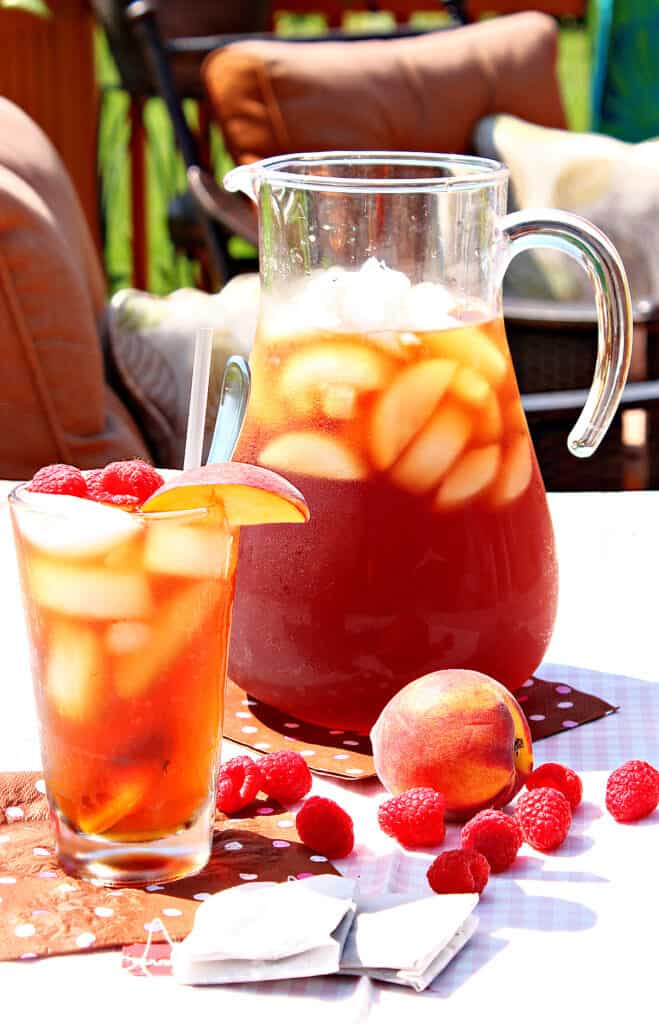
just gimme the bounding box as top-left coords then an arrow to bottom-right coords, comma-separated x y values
231,265 -> 556,733
225,153 -> 632,734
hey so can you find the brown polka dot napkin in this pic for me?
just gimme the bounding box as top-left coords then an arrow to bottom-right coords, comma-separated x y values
518,676 -> 619,740
0,775 -> 339,962
223,679 -> 375,779
224,675 -> 619,768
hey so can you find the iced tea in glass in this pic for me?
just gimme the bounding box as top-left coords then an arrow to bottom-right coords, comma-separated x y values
10,487 -> 237,884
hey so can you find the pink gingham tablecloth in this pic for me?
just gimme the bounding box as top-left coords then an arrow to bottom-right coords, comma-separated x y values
1,491 -> 658,1022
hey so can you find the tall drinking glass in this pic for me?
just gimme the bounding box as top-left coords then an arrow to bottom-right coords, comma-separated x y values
10,487 -> 237,885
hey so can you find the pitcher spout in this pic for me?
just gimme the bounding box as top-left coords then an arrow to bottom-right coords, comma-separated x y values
224,163 -> 261,202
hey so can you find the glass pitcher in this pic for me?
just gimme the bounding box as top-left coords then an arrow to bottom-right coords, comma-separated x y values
224,152 -> 632,734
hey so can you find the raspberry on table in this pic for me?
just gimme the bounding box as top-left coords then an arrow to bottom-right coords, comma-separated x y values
296,796 -> 354,859
525,762 -> 583,810
377,787 -> 446,848
216,756 -> 263,814
605,760 -> 659,823
86,460 -> 164,508
515,787 -> 572,851
258,750 -> 312,805
427,849 -> 490,895
26,464 -> 88,498
460,809 -> 523,872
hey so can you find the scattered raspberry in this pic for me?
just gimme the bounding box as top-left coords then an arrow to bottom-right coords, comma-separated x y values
86,460 -> 164,508
427,849 -> 490,895
605,760 -> 659,823
460,809 -> 523,872
515,787 -> 572,851
259,750 -> 312,805
296,796 -> 354,859
526,762 -> 583,810
216,756 -> 263,814
377,788 -> 446,848
26,464 -> 88,498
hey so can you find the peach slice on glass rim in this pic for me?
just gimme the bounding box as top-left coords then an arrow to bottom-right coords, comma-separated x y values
140,462 -> 309,526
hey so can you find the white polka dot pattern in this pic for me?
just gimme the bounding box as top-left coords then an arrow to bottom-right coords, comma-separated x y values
222,679 -> 375,780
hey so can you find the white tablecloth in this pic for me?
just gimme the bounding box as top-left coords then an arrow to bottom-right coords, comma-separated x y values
1,491 -> 658,1022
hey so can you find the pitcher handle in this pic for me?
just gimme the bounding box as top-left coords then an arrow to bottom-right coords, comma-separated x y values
500,209 -> 633,457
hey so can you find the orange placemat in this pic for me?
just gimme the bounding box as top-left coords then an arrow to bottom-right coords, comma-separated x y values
0,773 -> 339,961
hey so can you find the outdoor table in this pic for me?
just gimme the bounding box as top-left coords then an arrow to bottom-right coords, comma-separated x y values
1,486 -> 657,1020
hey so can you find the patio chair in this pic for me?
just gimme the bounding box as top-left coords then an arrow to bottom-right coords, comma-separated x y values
0,98 -> 152,479
92,1 -> 465,289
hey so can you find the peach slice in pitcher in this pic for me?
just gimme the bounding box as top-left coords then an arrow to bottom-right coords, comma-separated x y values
279,342 -> 394,418
472,391 -> 503,444
390,401 -> 472,494
490,435 -> 533,507
259,431 -> 368,480
426,325 -> 507,387
435,444 -> 501,510
370,357 -> 457,471
140,463 -> 309,526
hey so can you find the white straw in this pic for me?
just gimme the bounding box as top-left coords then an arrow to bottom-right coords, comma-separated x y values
183,326 -> 214,470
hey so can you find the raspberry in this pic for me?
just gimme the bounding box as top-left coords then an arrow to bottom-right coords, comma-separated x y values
427,849 -> 490,895
26,464 -> 88,498
377,788 -> 446,848
515,787 -> 572,851
525,762 -> 583,810
216,756 -> 263,814
86,460 -> 164,508
258,751 -> 312,805
460,809 -> 523,872
296,796 -> 354,859
605,760 -> 659,823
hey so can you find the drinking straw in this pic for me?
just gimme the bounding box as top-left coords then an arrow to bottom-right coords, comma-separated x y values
183,326 -> 214,470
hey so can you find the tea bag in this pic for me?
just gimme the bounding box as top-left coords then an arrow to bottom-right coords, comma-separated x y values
170,875 -> 357,985
340,891 -> 479,991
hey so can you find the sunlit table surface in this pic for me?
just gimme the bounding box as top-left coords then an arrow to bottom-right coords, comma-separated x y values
0,485 -> 658,1023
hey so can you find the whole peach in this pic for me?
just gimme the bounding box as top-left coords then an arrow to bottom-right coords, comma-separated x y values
370,669 -> 533,822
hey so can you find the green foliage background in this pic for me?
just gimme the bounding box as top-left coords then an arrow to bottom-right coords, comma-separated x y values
96,14 -> 592,297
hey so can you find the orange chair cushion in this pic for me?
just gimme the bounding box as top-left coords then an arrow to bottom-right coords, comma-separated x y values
0,100 -> 150,479
202,12 -> 567,166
